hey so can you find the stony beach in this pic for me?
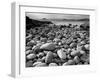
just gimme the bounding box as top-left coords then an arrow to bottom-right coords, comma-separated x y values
26,16 -> 90,67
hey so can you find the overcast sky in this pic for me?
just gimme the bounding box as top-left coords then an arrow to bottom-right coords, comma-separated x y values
26,12 -> 89,20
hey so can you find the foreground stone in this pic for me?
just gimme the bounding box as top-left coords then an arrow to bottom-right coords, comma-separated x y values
26,53 -> 36,60
45,51 -> 54,63
35,63 -> 47,67
49,63 -> 58,66
40,43 -> 56,51
57,49 -> 67,59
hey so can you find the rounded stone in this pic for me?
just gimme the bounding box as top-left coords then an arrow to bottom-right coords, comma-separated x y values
25,50 -> 33,55
26,53 -> 36,60
26,61 -> 33,67
45,52 -> 54,63
40,43 -> 56,51
49,63 -> 58,66
73,56 -> 80,63
57,49 -> 67,59
35,63 -> 47,67
70,50 -> 80,56
84,44 -> 89,50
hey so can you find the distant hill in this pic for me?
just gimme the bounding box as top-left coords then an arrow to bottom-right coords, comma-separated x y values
26,16 -> 53,30
49,18 -> 89,21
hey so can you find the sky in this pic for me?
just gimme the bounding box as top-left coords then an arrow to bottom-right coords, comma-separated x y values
26,12 -> 89,20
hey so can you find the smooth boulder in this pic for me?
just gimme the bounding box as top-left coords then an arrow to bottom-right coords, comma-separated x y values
40,43 -> 56,51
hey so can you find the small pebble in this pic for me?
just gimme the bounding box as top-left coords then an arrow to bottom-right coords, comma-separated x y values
57,49 -> 67,59
26,54 -> 36,60
26,61 -> 33,67
35,63 -> 47,67
45,51 -> 54,63
49,63 -> 58,66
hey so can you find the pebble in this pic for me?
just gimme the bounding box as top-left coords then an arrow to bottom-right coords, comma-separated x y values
33,46 -> 42,53
80,54 -> 89,62
80,41 -> 86,45
40,43 -> 56,51
26,61 -> 33,67
63,62 -> 69,66
25,50 -> 33,55
27,40 -> 36,46
49,63 -> 58,66
63,60 -> 75,65
53,38 -> 61,43
26,53 -> 36,60
53,53 -> 58,58
57,49 -> 67,59
33,62 -> 42,67
79,50 -> 86,55
70,42 -> 77,48
37,52 -> 45,58
73,56 -> 80,63
67,60 -> 75,65
70,50 -> 80,56
40,38 -> 47,42
35,63 -> 47,67
84,44 -> 89,50
26,46 -> 31,51
45,52 -> 54,63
